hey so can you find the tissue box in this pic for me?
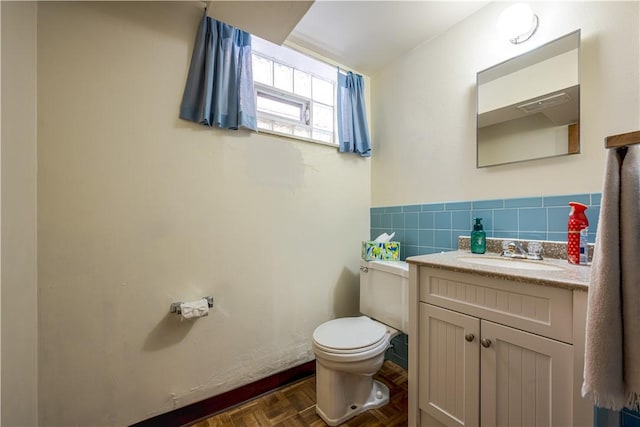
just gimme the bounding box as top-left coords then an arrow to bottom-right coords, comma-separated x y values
361,241 -> 400,261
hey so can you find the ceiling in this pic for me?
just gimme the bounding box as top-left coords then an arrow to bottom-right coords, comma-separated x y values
287,1 -> 490,75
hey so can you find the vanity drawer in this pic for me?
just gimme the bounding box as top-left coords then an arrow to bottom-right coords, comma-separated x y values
419,266 -> 574,343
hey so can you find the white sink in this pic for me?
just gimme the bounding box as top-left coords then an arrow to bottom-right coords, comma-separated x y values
457,256 -> 565,272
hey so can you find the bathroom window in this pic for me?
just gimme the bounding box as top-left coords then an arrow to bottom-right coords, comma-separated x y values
252,36 -> 337,146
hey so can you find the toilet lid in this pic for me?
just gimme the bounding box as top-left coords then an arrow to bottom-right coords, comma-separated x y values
313,316 -> 387,350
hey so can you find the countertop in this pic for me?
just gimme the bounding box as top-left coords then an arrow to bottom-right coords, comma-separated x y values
406,250 -> 590,291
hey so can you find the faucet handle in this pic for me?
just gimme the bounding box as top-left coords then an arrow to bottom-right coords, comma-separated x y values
501,240 -> 513,256
527,241 -> 544,260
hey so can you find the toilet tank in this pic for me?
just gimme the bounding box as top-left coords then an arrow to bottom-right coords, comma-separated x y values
359,259 -> 409,334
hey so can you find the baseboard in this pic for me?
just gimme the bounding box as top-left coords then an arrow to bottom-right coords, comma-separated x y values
130,359 -> 316,427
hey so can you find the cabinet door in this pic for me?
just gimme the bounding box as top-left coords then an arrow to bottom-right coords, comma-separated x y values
480,320 -> 573,427
420,303 -> 480,427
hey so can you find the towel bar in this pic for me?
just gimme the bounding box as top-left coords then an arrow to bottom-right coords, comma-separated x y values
605,130 -> 640,149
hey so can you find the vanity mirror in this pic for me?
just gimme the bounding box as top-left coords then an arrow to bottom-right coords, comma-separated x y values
476,30 -> 580,168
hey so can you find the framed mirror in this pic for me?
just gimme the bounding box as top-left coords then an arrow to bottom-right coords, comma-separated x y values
476,30 -> 580,168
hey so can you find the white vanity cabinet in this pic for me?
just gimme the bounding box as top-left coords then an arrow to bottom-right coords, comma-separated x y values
408,261 -> 591,427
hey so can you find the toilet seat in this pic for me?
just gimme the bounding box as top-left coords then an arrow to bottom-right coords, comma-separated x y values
313,317 -> 388,355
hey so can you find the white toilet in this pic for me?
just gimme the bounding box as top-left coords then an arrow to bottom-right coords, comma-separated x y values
312,259 -> 409,426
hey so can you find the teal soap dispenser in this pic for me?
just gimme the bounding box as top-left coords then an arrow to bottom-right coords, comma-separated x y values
471,217 -> 486,254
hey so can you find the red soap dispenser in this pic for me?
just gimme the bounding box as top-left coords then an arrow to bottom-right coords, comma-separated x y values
567,202 -> 589,265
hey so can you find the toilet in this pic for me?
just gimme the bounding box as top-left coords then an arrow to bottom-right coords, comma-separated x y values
312,259 -> 409,426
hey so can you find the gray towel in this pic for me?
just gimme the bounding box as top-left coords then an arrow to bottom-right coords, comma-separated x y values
583,145 -> 640,411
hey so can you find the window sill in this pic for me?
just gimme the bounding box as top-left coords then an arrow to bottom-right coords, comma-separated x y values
256,128 -> 340,149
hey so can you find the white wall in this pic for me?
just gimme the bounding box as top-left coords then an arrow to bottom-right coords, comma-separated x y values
1,2 -> 39,425
371,1 -> 640,206
36,2 -> 369,425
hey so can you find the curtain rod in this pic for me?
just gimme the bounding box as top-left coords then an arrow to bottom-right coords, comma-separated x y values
605,130 -> 640,149
337,66 -> 362,77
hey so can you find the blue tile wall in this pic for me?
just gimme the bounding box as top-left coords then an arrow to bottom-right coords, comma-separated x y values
594,407 -> 640,427
371,193 -> 601,261
622,408 -> 640,427
385,334 -> 408,369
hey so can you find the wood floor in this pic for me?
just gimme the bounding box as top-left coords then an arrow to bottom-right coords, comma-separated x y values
191,360 -> 408,427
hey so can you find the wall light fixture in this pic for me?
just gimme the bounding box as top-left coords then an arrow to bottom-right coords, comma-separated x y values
497,3 -> 539,44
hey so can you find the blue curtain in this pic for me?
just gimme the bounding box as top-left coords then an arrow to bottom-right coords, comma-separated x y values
180,15 -> 257,131
337,71 -> 371,157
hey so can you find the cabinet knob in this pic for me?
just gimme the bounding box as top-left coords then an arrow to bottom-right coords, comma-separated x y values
481,338 -> 492,348
465,333 -> 475,342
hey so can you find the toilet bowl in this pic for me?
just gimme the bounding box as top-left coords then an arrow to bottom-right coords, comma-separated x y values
313,316 -> 397,426
312,260 -> 408,426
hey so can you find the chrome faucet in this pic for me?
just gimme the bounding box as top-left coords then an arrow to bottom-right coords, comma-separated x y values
502,241 -> 528,258
501,240 -> 543,260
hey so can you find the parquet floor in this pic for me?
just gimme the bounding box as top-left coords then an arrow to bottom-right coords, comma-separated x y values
191,360 -> 408,427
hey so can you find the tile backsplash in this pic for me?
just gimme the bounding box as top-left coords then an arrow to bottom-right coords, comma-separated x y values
371,193 -> 601,260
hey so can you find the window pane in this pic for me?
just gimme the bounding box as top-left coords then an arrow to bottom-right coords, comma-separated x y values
312,102 -> 333,132
293,126 -> 311,138
253,54 -> 272,86
252,35 -> 340,146
312,77 -> 333,105
294,70 -> 311,98
274,63 -> 293,92
312,129 -> 334,143
257,119 -> 273,131
257,94 -> 302,121
273,122 -> 293,134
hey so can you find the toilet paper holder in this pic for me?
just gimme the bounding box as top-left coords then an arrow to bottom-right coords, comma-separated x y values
169,296 -> 214,315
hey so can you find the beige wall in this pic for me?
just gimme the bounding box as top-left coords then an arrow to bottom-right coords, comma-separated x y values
1,2 -> 39,426
36,2 -> 369,425
371,1 -> 640,206
8,1 -> 639,425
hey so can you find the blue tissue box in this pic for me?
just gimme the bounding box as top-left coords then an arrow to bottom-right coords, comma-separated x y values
361,241 -> 400,261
